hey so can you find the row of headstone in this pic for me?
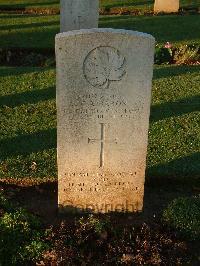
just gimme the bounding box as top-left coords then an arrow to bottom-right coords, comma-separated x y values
57,1 -> 155,213
60,0 -> 180,33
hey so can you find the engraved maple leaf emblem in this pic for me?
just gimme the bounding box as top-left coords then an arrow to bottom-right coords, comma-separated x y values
83,46 -> 126,89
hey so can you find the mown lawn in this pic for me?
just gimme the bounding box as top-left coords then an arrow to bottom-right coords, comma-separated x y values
0,0 -> 59,9
101,0 -> 199,9
0,65 -> 199,181
0,13 -> 199,49
0,0 -> 198,9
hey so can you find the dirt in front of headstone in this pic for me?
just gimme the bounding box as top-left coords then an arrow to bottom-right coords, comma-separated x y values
0,179 -> 58,225
0,178 -> 197,224
41,217 -> 199,265
0,178 -> 199,265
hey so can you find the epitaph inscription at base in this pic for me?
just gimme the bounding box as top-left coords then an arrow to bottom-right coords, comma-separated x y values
56,29 -> 155,213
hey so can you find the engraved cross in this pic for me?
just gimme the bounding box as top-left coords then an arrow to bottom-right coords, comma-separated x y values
88,123 -> 118,168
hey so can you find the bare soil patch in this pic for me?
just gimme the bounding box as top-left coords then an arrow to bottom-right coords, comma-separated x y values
0,179 -> 199,265
0,178 -> 198,224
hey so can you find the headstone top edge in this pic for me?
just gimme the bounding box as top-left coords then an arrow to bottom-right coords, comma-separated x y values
55,28 -> 155,42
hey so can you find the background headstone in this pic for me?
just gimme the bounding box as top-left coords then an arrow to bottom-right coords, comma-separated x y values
154,0 -> 179,13
56,29 -> 155,213
60,0 -> 99,32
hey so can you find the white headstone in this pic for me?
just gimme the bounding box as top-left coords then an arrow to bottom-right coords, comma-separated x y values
56,29 -> 155,213
60,0 -> 99,32
154,0 -> 179,13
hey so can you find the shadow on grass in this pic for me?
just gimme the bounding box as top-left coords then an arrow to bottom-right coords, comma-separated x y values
0,181 -> 58,223
153,65 -> 200,79
1,179 -> 198,229
0,86 -> 55,107
102,0 -> 153,9
150,95 -> 200,122
100,15 -> 135,22
0,14 -> 47,19
0,20 -> 58,31
0,15 -> 199,49
147,152 -> 200,182
99,14 -> 200,44
0,26 -> 59,49
0,178 -> 195,224
0,128 -> 56,160
0,66 -> 54,77
0,167 -> 198,229
0,1 -> 58,9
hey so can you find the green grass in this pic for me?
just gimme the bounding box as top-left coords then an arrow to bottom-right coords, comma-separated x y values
0,14 -> 59,49
0,0 -> 58,9
100,15 -> 200,45
101,0 -> 153,9
0,65 -> 199,181
0,67 -> 56,179
101,0 -> 200,9
149,65 -> 200,180
0,192 -> 49,265
0,14 -> 199,49
0,0 -> 199,9
163,196 -> 200,240
107,0 -> 197,9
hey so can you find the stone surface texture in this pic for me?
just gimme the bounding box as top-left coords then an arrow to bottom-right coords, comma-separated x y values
56,29 -> 155,213
154,0 -> 179,13
60,0 -> 99,32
